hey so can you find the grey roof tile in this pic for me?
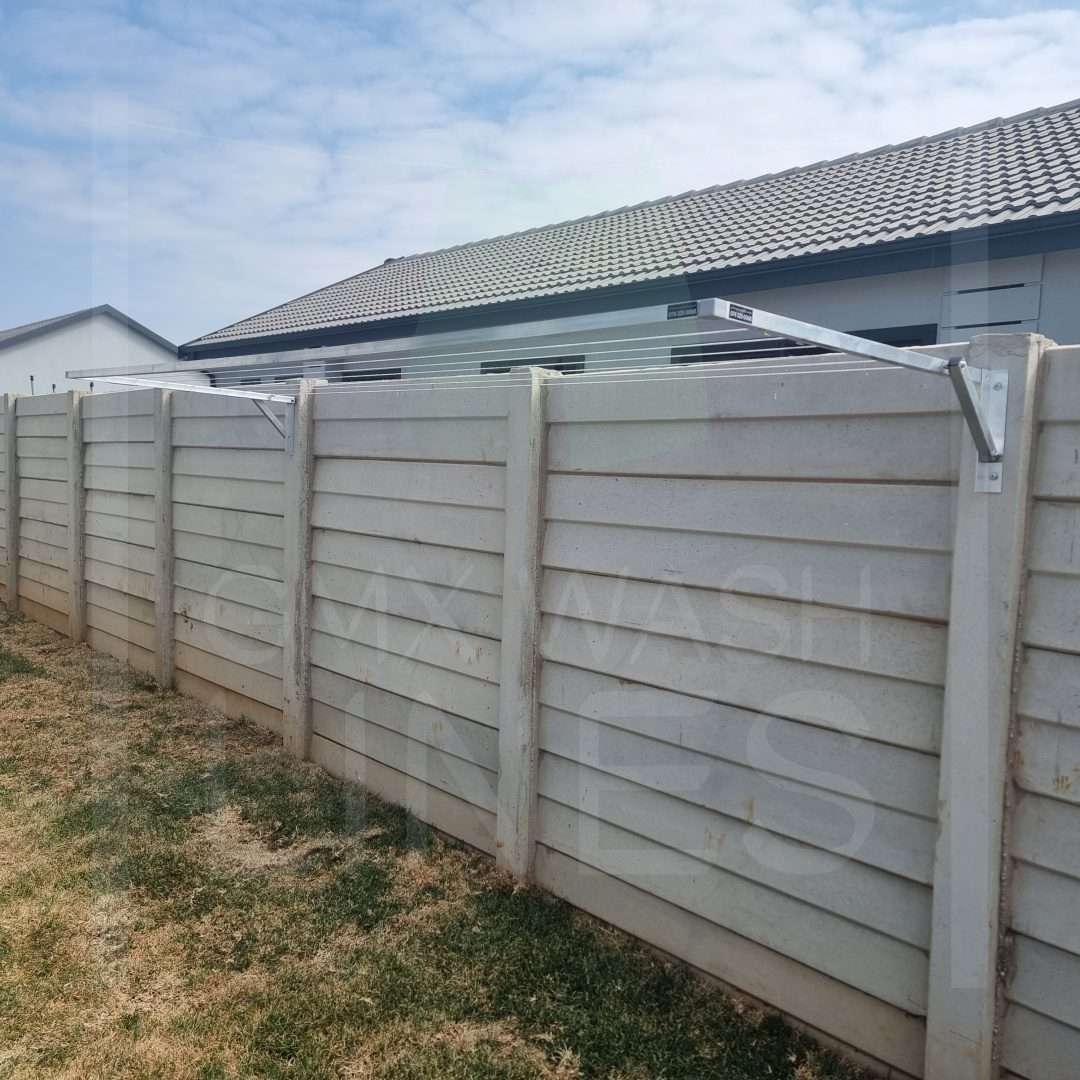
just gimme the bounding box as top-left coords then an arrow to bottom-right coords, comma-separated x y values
190,100 -> 1080,347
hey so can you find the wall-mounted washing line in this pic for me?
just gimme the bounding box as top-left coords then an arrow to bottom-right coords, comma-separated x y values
70,296 -> 1007,492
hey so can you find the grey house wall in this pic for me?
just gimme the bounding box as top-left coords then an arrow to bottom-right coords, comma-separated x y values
3,334 -> 1078,1080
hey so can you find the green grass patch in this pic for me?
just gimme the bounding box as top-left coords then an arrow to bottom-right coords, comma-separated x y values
0,644 -> 41,683
0,623 -> 865,1080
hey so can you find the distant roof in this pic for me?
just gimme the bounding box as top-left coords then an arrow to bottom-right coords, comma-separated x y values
0,304 -> 175,355
188,98 -> 1080,350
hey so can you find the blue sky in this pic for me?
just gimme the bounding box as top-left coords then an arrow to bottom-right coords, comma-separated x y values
1,0 -> 1078,345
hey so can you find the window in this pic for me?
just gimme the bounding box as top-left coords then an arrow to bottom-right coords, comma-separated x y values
338,367 -> 402,382
670,323 -> 938,364
480,355 -> 585,375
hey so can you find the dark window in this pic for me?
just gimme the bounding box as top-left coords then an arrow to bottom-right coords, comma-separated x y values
339,367 -> 402,382
481,355 -> 585,375
671,323 -> 938,364
851,324 -> 938,347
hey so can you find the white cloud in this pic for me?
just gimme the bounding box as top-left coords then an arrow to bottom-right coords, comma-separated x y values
1,0 -> 1078,343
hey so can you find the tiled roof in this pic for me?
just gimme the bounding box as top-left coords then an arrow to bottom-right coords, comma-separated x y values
189,99 -> 1080,348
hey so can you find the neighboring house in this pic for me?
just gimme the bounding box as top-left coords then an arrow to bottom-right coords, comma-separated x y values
0,306 -> 176,395
179,98 -> 1080,382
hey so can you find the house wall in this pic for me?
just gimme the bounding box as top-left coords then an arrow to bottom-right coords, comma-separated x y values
0,312 -> 176,395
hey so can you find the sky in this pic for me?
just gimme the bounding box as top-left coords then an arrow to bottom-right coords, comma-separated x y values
1,0 -> 1079,346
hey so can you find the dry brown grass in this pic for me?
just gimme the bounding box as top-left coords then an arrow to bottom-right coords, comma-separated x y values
0,613 -> 864,1080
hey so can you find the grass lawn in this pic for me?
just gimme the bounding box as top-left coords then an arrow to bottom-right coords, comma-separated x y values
0,612 -> 864,1080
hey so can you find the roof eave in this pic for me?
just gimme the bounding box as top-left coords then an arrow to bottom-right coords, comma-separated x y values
178,210 -> 1080,360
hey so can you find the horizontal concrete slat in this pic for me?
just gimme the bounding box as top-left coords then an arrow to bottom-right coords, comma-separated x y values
1028,501 -> 1080,577
173,531 -> 284,582
84,465 -> 155,496
1015,718 -> 1080,804
542,616 -> 944,754
84,535 -> 155,576
84,558 -> 155,602
85,488 -> 155,523
81,389 -> 156,419
311,597 -> 501,684
540,707 -> 935,883
85,581 -> 155,627
172,503 -> 285,549
310,629 -> 498,729
1002,1002 -> 1080,1080
19,498 -> 67,529
315,458 -> 505,508
173,558 -> 285,615
537,798 -> 928,1014
84,511 -> 155,549
548,413 -> 961,483
312,700 -> 498,813
18,537 -> 67,570
543,521 -> 952,621
311,561 -> 502,640
175,616 -> 282,679
83,441 -> 155,469
1018,648 -> 1080,727
315,416 -> 507,463
1009,935 -> 1080,1031
311,734 -> 496,855
174,639 -> 283,709
19,556 -> 68,592
82,415 -> 154,443
313,384 -> 512,422
546,357 -> 956,423
1034,422 -> 1080,499
19,478 -> 67,505
1011,792 -> 1080,880
1024,572 -> 1080,656
312,492 -> 505,554
174,586 -> 284,648
312,529 -> 503,597
173,475 -> 283,516
540,662 -> 939,818
18,519 -> 67,550
172,446 -> 284,483
18,457 -> 67,482
86,603 -> 157,652
546,475 -> 956,552
16,413 -> 67,437
17,574 -> 70,615
15,436 -> 66,460
1011,862 -> 1080,954
535,843 -> 925,1076
539,752 -> 931,948
541,568 -> 946,686
311,665 -> 499,771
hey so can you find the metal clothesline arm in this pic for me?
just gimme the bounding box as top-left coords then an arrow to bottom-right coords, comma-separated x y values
696,298 -> 1006,471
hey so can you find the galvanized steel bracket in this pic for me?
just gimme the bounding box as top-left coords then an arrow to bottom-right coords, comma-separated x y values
946,361 -> 1008,493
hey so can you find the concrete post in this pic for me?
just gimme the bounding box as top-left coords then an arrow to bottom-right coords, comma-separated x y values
66,390 -> 86,642
282,379 -> 320,759
154,389 -> 175,688
3,395 -> 17,611
495,367 -> 555,880
924,334 -> 1049,1080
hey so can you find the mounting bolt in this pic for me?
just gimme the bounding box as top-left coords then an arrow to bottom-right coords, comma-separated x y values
993,382 -> 1003,391
990,471 -> 1000,481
